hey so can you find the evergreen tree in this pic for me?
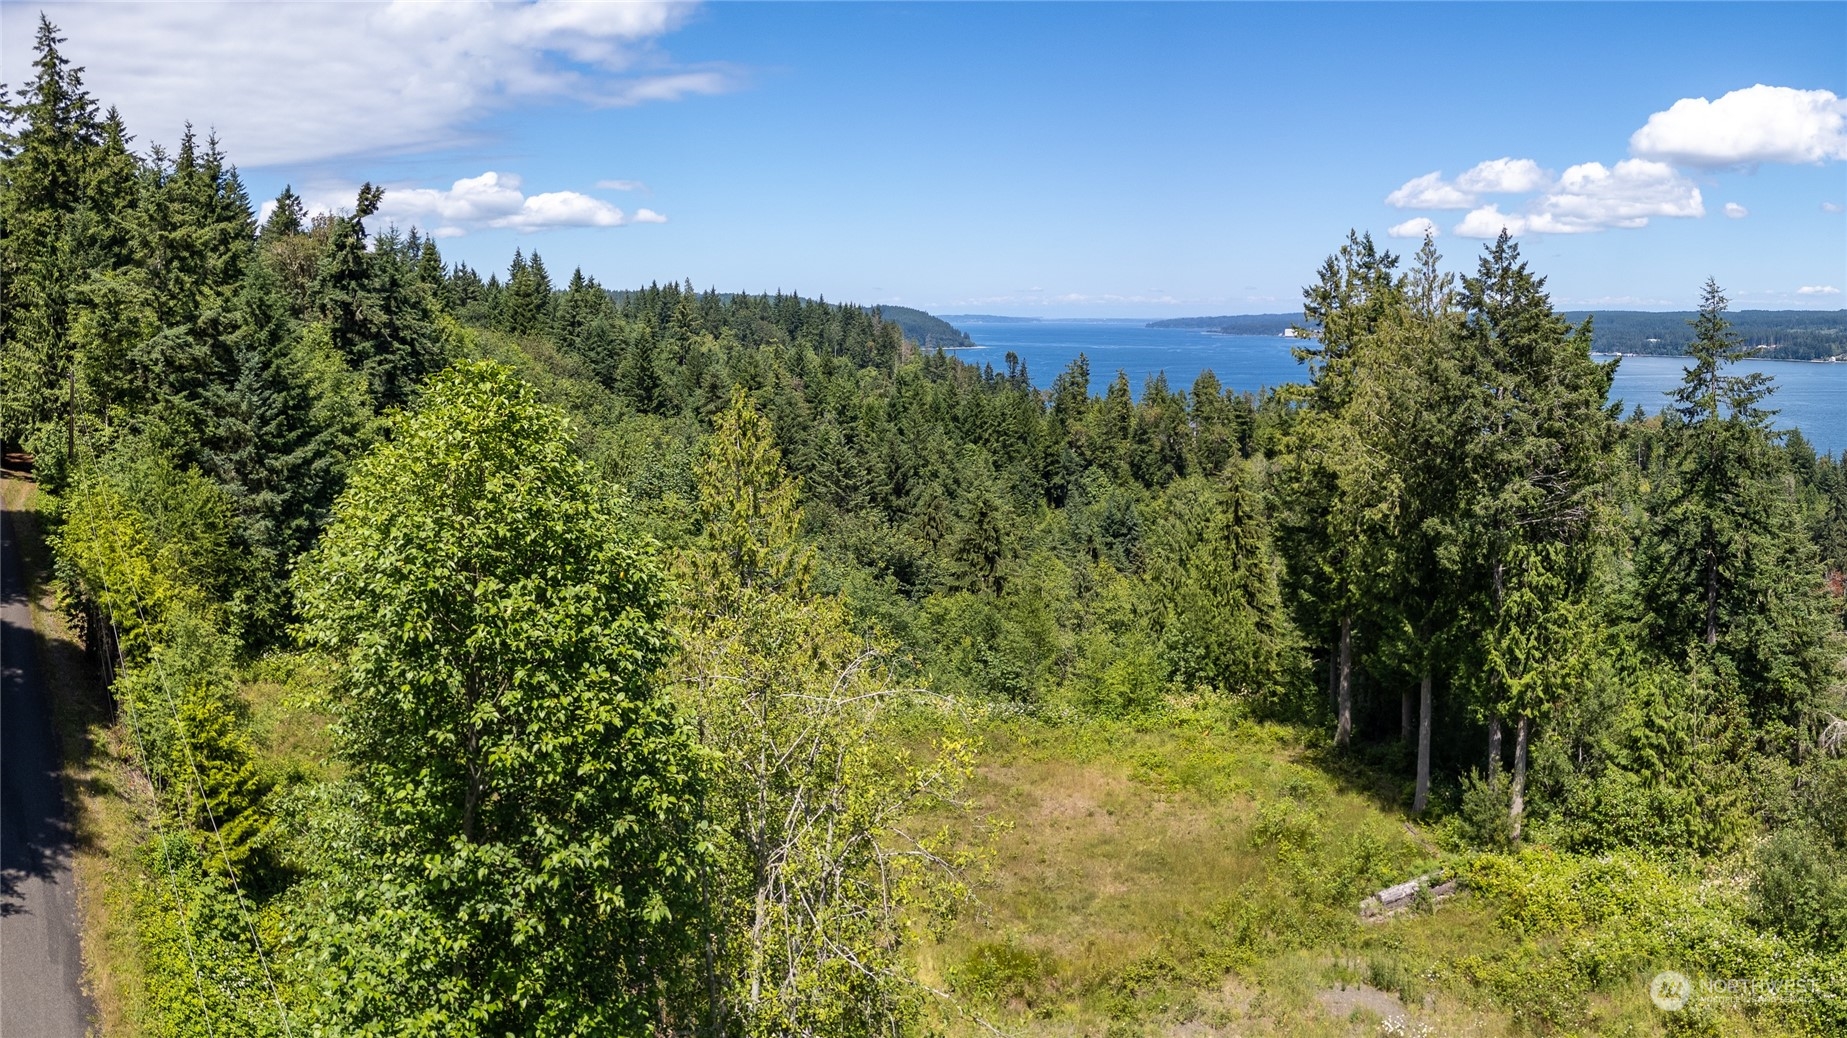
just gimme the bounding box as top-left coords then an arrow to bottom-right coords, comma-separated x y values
1153,463 -> 1304,701
1639,280 -> 1836,736
201,264 -> 366,635
0,14 -> 104,453
314,183 -> 443,409
1452,231 -> 1616,837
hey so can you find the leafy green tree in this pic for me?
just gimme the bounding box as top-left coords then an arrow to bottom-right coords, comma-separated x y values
55,446 -> 273,873
294,361 -> 705,1037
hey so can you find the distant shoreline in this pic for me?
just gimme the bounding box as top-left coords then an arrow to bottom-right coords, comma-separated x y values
1593,351 -> 1846,364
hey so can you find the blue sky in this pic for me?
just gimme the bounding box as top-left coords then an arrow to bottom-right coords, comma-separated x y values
5,1 -> 1844,316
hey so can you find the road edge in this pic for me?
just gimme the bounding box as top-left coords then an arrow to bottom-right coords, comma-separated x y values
3,467 -> 141,1037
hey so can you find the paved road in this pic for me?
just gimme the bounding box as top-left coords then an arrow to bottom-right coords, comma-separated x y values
1,505 -> 91,1037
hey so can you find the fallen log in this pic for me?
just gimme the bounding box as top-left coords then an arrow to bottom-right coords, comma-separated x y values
1360,871 -> 1456,921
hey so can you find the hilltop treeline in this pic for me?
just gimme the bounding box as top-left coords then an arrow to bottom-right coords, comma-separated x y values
4,17 -> 1847,1037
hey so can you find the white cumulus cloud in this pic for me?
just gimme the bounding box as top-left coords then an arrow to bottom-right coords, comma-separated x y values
1386,171 -> 1476,209
293,171 -> 662,235
1798,285 -> 1841,295
1629,84 -> 1847,168
0,1 -> 734,168
1387,216 -> 1441,239
1530,159 -> 1703,232
1453,205 -> 1528,239
1451,160 -> 1704,239
1455,157 -> 1549,194
490,191 -> 628,231
387,171 -> 528,224
1723,202 -> 1748,219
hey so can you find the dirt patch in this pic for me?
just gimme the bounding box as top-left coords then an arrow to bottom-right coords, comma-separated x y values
1316,982 -> 1407,1020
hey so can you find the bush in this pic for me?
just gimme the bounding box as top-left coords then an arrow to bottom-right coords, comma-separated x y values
950,939 -> 1056,1006
1749,830 -> 1847,953
1459,767 -> 1514,851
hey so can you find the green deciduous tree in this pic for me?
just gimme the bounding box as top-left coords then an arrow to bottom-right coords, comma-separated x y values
294,361 -> 705,1037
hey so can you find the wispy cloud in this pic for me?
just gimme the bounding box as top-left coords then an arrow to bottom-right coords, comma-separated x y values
1723,202 -> 1748,219
1,1 -> 735,168
596,179 -> 650,192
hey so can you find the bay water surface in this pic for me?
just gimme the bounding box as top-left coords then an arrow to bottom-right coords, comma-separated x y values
944,318 -> 1847,456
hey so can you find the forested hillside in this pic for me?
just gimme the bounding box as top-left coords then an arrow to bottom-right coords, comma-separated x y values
4,18 -> 1846,1038
872,303 -> 979,350
1559,309 -> 1847,360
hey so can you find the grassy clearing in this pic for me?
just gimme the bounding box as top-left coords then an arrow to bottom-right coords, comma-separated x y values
920,704 -> 1808,1038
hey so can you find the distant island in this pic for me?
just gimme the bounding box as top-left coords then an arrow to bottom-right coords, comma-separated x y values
1148,309 -> 1847,361
1561,309 -> 1847,361
1147,313 -> 1299,335
937,314 -> 1043,324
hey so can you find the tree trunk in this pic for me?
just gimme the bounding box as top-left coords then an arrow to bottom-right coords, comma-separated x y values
1401,689 -> 1412,743
1335,616 -> 1352,748
1413,670 -> 1432,813
1705,557 -> 1719,646
1487,716 -> 1502,774
66,361 -> 77,463
1509,715 -> 1529,841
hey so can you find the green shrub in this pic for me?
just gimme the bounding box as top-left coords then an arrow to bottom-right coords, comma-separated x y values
1749,830 -> 1847,953
950,939 -> 1056,1006
1459,768 -> 1514,851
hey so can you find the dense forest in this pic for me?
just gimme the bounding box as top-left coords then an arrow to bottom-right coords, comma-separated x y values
4,18 -> 1846,1037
